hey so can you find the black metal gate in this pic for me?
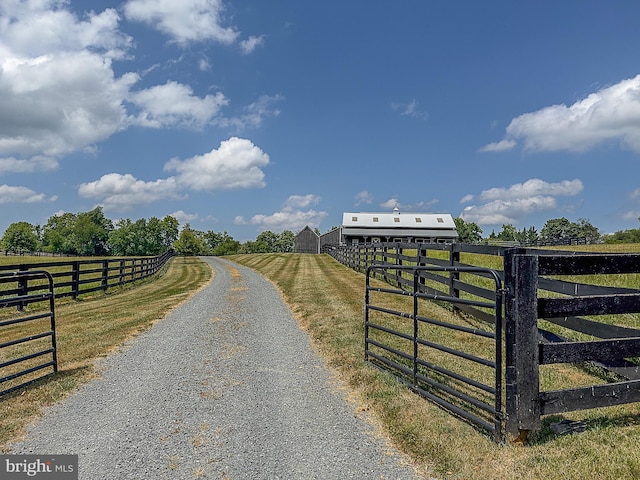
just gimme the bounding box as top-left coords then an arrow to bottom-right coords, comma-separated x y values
364,265 -> 504,441
0,270 -> 57,397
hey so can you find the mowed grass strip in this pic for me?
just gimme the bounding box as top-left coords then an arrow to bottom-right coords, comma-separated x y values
230,252 -> 640,480
0,256 -> 211,452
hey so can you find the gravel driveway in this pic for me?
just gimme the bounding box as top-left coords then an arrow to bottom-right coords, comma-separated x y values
11,256 -> 424,479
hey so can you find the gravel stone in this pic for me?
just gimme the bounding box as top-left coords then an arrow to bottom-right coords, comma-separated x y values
10,256 -> 424,479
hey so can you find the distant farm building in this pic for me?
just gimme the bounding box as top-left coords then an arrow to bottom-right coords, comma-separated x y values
295,208 -> 458,253
293,225 -> 320,254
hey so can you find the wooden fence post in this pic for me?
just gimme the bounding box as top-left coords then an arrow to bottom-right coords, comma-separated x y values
449,243 -> 460,315
71,261 -> 80,299
102,259 -> 109,291
504,249 -> 541,440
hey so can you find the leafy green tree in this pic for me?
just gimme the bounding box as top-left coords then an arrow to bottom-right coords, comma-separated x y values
173,224 -> 206,256
214,237 -> 240,255
604,229 -> 640,244
108,218 -> 136,256
1,222 -> 39,253
276,230 -> 295,252
540,217 -> 600,244
159,216 -> 179,252
496,224 -> 518,242
518,226 -> 539,245
74,207 -> 113,255
42,212 -> 77,254
454,217 -> 483,243
575,218 -> 600,244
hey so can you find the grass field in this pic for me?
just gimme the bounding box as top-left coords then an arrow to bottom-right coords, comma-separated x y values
3,248 -> 640,478
230,250 -> 640,480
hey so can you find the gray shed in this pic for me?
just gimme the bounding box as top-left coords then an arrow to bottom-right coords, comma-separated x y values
294,226 -> 320,253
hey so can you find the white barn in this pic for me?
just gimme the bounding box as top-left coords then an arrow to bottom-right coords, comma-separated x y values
339,207 -> 457,245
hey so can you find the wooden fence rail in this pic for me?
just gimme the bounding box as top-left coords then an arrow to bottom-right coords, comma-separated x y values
0,250 -> 174,301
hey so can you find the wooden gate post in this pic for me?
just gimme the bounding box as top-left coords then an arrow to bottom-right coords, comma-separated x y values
504,249 -> 541,440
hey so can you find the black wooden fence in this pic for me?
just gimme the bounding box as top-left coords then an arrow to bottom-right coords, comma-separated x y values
0,251 -> 173,397
0,250 -> 174,301
328,242 -> 640,441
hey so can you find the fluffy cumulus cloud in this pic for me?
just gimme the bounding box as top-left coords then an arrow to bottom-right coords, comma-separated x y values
128,81 -> 229,129
165,137 -> 270,190
235,194 -> 328,233
0,1 -> 274,175
78,173 -> 181,211
0,184 -> 55,204
78,137 -> 270,211
123,0 -> 239,45
481,75 -> 640,153
0,2 -> 136,165
460,178 -> 583,226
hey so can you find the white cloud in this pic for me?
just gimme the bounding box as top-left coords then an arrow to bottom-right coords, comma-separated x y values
0,50 -> 137,161
379,197 -> 438,212
0,2 -> 131,59
123,0 -> 239,45
0,156 -> 58,174
460,194 -> 474,203
354,190 -> 373,206
219,94 -> 283,130
0,2 -> 275,174
391,99 -> 427,120
482,74 -> 640,153
77,173 -> 181,211
0,2 -> 136,170
169,210 -> 199,226
165,137 -> 270,191
128,81 -> 228,129
478,139 -> 517,153
244,209 -> 328,233
479,178 -> 583,201
380,198 -> 400,210
0,184 -> 54,204
240,35 -> 265,54
239,194 -> 328,233
284,194 -> 320,210
460,178 -> 584,226
77,137 -> 271,211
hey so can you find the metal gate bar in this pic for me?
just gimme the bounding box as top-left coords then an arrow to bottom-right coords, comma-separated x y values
0,270 -> 57,397
365,265 -> 504,441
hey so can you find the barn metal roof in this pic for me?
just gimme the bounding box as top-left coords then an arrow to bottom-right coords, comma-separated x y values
341,211 -> 456,230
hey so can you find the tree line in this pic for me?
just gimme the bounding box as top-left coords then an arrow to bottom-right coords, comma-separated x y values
0,207 -> 296,257
3,208 -> 640,258
454,216 -> 632,245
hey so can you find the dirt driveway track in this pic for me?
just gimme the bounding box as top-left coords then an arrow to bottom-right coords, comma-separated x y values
11,256 -> 424,479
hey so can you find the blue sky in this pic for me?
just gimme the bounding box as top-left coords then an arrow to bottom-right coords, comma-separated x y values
2,1 -> 640,241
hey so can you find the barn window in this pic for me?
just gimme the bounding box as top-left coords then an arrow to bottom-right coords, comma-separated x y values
373,217 -> 379,222
394,217 -> 400,223
437,217 -> 444,223
352,216 -> 358,222
415,218 -> 422,223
